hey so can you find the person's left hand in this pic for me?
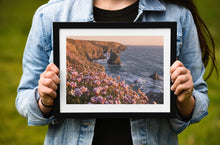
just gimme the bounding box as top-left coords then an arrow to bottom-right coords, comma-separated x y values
170,60 -> 195,119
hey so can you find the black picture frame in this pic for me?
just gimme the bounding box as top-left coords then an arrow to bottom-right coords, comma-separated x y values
53,22 -> 176,118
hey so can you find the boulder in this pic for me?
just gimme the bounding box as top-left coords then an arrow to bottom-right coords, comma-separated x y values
149,72 -> 161,80
107,52 -> 121,65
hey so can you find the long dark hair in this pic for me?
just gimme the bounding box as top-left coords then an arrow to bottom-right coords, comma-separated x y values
162,0 -> 218,80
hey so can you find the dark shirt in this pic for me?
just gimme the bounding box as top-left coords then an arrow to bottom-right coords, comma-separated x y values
93,0 -> 138,22
92,1 -> 139,145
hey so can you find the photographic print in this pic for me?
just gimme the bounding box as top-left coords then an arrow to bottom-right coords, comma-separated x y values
66,36 -> 164,105
53,22 -> 176,118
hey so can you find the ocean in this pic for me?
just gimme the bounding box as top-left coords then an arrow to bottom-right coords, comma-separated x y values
94,45 -> 164,93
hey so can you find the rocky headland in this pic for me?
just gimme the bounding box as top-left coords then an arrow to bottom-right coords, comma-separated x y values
66,38 -> 127,72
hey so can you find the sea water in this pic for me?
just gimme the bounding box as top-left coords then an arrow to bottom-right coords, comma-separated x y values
94,45 -> 163,93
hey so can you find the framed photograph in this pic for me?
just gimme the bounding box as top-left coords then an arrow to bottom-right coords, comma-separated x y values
53,22 -> 176,118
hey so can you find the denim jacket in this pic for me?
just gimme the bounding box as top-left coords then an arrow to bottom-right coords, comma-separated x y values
16,0 -> 209,145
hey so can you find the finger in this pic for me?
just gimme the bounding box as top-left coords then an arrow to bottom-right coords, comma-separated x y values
40,71 -> 46,79
44,71 -> 60,85
171,74 -> 188,91
46,63 -> 59,76
170,60 -> 184,75
171,67 -> 189,83
40,78 -> 58,91
41,96 -> 54,107
174,80 -> 193,95
38,84 -> 57,99
176,89 -> 193,103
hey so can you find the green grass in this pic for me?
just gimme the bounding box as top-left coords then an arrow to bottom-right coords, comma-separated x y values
178,49 -> 220,145
178,1 -> 220,144
0,1 -> 48,145
0,0 -> 219,145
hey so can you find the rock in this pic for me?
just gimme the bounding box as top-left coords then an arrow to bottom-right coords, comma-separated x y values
107,52 -> 121,65
149,72 -> 161,80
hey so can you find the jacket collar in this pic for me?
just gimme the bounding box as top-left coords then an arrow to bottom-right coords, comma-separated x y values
139,0 -> 166,11
69,0 -> 166,22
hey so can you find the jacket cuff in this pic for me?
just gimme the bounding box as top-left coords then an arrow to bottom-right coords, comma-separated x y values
25,87 -> 55,126
169,89 -> 208,134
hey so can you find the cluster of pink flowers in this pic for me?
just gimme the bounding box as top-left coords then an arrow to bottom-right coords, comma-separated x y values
66,63 -> 155,104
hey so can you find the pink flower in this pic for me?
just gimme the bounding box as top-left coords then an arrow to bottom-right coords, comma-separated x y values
80,86 -> 88,93
93,80 -> 101,85
77,78 -> 81,82
94,76 -> 99,80
107,81 -> 113,86
119,91 -> 124,96
107,95 -> 113,100
102,90 -> 107,96
85,90 -> 90,96
112,82 -> 118,88
93,87 -> 100,95
70,82 -> 77,88
101,79 -> 108,84
114,100 -> 121,104
73,88 -> 83,97
131,99 -> 136,104
91,97 -> 97,103
125,95 -> 131,100
72,71 -> 78,77
144,95 -> 149,101
123,96 -> 128,103
100,72 -> 105,77
97,95 -> 104,104
68,89 -> 74,96
104,85 -> 109,90
104,74 -> 108,79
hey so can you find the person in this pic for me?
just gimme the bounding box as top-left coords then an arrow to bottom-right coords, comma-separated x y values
16,0 -> 217,145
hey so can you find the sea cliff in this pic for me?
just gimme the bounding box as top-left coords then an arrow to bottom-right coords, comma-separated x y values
66,38 -> 127,71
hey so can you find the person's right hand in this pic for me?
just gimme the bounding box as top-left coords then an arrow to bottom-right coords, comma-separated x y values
38,63 -> 60,114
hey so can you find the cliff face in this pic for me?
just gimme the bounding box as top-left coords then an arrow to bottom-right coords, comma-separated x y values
66,38 -> 127,72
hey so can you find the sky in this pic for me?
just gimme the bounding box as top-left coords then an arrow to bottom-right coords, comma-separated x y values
67,36 -> 163,46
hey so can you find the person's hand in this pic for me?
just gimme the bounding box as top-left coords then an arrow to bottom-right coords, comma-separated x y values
38,63 -> 60,114
170,60 -> 195,120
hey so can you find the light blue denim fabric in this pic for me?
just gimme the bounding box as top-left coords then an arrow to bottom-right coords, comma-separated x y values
16,0 -> 209,145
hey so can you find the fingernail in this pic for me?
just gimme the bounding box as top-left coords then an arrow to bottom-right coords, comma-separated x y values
171,86 -> 174,90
